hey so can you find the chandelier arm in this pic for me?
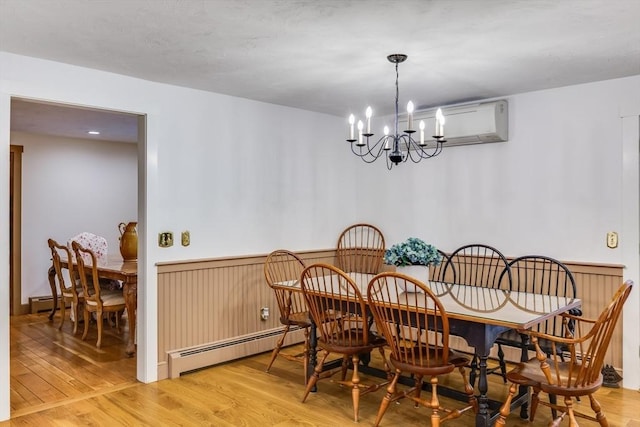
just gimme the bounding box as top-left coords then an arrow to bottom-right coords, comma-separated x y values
400,135 -> 446,163
350,134 -> 391,163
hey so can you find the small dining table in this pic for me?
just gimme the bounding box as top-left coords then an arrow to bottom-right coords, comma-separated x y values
47,255 -> 138,356
277,272 -> 581,427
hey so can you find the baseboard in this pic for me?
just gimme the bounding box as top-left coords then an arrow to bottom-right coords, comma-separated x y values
29,295 -> 65,314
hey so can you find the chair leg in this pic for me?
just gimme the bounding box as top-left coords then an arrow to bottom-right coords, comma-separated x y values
72,302 -> 80,335
374,370 -> 400,427
429,376 -> 442,427
96,310 -> 103,349
589,394 -> 609,426
58,298 -> 67,330
266,325 -> 290,372
495,382 -> 518,426
469,353 -> 478,387
414,375 -> 424,408
340,354 -> 349,381
550,393 -> 558,419
529,387 -> 541,421
497,344 -> 507,382
302,350 -> 329,403
377,346 -> 392,380
114,311 -> 121,333
350,354 -> 361,423
555,396 -> 577,427
457,365 -> 478,413
82,308 -> 90,341
302,327 -> 309,385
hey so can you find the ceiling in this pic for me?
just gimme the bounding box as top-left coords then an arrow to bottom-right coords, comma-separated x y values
2,0 -> 639,142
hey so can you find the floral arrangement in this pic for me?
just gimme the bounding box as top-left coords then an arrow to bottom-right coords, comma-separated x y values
384,237 -> 442,267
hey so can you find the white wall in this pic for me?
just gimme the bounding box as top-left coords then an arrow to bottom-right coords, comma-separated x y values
1,51 -> 639,421
352,77 -> 639,265
9,132 -> 138,303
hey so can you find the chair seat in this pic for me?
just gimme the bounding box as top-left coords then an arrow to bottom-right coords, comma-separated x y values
506,358 -> 603,396
391,347 -> 468,376
283,311 -> 311,327
86,292 -> 125,307
62,287 -> 84,299
319,330 -> 386,354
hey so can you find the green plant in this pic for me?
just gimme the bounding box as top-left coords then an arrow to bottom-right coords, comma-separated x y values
384,237 -> 441,267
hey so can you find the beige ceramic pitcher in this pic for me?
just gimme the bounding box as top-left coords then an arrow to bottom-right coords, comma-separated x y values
118,221 -> 138,261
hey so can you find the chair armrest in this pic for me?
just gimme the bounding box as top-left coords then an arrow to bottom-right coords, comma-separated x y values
519,328 -> 577,346
560,311 -> 593,323
519,313 -> 593,345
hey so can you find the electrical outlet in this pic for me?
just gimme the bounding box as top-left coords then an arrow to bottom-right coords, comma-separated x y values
181,231 -> 190,246
260,307 -> 269,320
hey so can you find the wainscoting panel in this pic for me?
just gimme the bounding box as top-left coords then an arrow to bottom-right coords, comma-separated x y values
157,252 -> 625,380
565,262 -> 625,371
157,250 -> 335,379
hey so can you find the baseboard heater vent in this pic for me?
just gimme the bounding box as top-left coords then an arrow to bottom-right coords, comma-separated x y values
29,295 -> 65,314
167,326 -> 305,378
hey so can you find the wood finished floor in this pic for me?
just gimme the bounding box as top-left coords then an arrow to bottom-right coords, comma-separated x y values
5,313 -> 640,426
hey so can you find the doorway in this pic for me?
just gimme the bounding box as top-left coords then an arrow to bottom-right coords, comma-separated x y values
8,97 -> 144,414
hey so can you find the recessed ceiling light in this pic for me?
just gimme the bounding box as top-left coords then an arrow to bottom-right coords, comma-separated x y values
87,130 -> 100,135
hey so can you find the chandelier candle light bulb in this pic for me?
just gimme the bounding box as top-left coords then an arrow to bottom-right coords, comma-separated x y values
435,108 -> 445,138
383,126 -> 390,150
365,106 -> 372,135
348,114 -> 355,141
345,54 -> 447,169
406,101 -> 414,131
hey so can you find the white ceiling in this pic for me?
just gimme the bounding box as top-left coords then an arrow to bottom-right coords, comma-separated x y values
2,0 -> 639,142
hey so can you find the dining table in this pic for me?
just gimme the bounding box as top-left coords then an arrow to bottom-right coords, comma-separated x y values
277,271 -> 581,427
47,254 -> 138,356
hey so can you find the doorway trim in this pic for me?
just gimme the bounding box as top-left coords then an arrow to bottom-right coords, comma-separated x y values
621,113 -> 640,390
9,145 -> 26,315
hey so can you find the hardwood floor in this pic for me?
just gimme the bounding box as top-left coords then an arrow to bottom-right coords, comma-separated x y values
5,313 -> 640,426
8,312 -> 136,418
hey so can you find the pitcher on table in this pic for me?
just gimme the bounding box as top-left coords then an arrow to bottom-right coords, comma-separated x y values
118,221 -> 138,261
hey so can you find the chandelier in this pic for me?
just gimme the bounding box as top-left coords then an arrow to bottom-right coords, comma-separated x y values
346,54 -> 446,169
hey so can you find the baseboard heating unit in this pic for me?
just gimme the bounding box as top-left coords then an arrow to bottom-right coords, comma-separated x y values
167,326 -> 305,378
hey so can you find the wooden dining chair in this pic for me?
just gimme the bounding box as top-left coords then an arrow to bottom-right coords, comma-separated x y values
442,243 -> 512,289
336,223 -> 386,274
72,241 -> 126,349
300,263 -> 390,423
496,280 -> 633,427
442,243 -> 512,385
429,249 -> 450,282
263,249 -> 310,382
367,272 -> 477,426
48,238 -> 84,334
494,255 -> 579,415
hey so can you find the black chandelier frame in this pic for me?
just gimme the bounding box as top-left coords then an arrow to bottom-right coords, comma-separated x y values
347,54 -> 446,170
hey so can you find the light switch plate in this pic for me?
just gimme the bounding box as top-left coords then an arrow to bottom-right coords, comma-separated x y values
181,231 -> 190,246
159,232 -> 173,248
606,231 -> 618,249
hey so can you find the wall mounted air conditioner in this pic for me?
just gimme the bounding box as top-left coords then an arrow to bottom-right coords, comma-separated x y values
398,99 -> 508,148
